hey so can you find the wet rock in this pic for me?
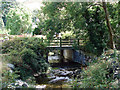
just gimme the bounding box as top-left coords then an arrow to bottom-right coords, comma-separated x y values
48,73 -> 55,77
7,63 -> 15,69
53,69 -> 73,77
52,69 -> 60,74
50,67 -> 82,80
9,69 -> 13,73
58,71 -> 73,77
72,69 -> 81,79
48,76 -> 56,80
113,70 -> 119,79
15,80 -> 28,87
36,85 -> 46,89
74,69 -> 81,74
59,68 -> 66,71
111,80 -> 119,88
49,77 -> 69,84
67,79 -> 73,82
8,80 -> 29,88
35,74 -> 49,84
22,83 -> 28,87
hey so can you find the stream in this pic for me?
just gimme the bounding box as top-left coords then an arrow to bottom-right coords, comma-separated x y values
36,55 -> 83,89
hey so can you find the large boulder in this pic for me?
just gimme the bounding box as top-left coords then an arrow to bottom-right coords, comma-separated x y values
7,63 -> 15,70
8,80 -> 29,88
52,69 -> 73,77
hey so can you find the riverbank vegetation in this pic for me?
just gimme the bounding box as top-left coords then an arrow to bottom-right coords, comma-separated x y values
1,37 -> 49,88
71,49 -> 120,88
1,0 -> 120,89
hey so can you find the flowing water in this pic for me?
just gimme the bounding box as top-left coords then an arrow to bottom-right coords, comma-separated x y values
37,49 -> 92,89
37,55 -> 82,89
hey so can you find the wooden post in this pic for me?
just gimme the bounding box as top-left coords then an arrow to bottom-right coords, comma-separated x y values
69,37 -> 71,45
60,37 -> 62,47
60,50 -> 64,63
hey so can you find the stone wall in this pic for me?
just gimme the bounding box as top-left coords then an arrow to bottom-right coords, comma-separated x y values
63,50 -> 73,62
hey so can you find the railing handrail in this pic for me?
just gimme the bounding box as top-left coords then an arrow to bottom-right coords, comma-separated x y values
42,38 -> 83,48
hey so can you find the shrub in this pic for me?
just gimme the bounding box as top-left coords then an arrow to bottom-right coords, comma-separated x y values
72,49 -> 120,88
84,41 -> 106,56
1,56 -> 20,88
2,37 -> 49,81
19,48 -> 48,80
2,70 -> 19,88
116,37 -> 120,50
6,6 -> 32,35
80,60 -> 112,88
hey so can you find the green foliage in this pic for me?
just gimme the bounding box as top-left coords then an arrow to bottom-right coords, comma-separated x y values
20,48 -> 38,63
2,37 -> 49,80
0,17 -> 4,29
36,2 -> 119,55
107,3 -> 119,43
73,49 -> 120,88
116,37 -> 120,50
80,61 -> 112,88
33,28 -> 42,35
35,2 -> 77,39
83,5 -> 108,55
6,6 -> 32,35
61,31 -> 75,39
1,57 -> 20,88
84,41 -> 97,54
1,0 -> 16,26
1,0 -> 15,15
2,70 -> 20,88
36,2 -> 116,55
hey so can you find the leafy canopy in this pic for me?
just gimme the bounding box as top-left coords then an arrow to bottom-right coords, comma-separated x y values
6,5 -> 32,35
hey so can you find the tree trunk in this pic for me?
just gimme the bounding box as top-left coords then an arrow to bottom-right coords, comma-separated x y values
118,2 -> 120,88
102,1 -> 115,49
118,1 -> 120,28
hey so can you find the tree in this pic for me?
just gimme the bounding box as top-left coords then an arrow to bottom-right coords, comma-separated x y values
1,0 -> 16,26
118,1 -> 120,27
102,1 -> 115,49
36,2 -> 118,54
6,5 -> 32,35
83,3 -> 108,55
